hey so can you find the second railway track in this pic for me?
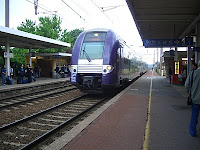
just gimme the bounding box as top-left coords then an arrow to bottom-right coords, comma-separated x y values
0,94 -> 110,150
0,83 -> 76,109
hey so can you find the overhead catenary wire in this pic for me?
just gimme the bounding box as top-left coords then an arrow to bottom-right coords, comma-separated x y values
26,0 -> 53,14
90,0 -> 113,23
61,0 -> 86,22
70,0 -> 89,16
26,0 -> 80,28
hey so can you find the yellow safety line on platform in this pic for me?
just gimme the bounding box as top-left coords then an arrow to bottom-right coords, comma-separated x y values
143,71 -> 153,150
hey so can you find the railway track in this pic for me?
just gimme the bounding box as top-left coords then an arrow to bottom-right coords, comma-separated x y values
0,84 -> 76,109
0,94 -> 108,150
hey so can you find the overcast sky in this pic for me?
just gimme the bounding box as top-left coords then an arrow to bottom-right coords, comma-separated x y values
0,0 -> 157,64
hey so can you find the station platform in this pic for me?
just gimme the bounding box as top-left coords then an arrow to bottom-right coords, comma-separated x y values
44,70 -> 200,150
0,77 -> 70,99
0,77 -> 69,89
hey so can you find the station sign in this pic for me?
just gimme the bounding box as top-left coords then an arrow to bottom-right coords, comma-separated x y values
175,62 -> 179,74
4,52 -> 13,58
143,39 -> 183,47
53,55 -> 61,58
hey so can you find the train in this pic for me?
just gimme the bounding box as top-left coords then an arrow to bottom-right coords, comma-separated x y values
70,28 -> 146,93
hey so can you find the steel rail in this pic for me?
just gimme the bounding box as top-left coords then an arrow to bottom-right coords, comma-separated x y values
0,83 -> 72,101
0,85 -> 76,109
19,95 -> 108,150
0,94 -> 87,131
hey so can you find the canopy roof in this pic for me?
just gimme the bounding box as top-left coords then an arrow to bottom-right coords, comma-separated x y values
0,26 -> 71,49
126,0 -> 200,40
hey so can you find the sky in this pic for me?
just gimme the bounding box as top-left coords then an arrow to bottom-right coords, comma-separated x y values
0,0 -> 157,64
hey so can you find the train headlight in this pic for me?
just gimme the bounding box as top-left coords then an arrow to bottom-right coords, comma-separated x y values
102,65 -> 114,74
106,66 -> 112,70
71,65 -> 77,73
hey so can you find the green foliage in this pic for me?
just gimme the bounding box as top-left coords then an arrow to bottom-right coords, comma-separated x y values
10,48 -> 27,68
36,15 -> 62,39
17,19 -> 36,34
0,46 -> 5,67
14,15 -> 83,65
17,15 -> 82,50
69,29 -> 83,46
60,29 -> 72,43
0,56 -> 4,67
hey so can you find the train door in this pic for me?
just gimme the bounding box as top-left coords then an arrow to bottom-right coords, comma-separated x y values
118,45 -> 124,85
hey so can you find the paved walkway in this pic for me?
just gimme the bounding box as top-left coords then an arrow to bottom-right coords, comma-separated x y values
0,77 -> 70,91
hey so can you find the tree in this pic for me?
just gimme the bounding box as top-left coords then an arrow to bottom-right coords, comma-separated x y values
60,29 -> 72,43
36,15 -> 62,39
0,46 -> 5,67
10,48 -> 27,68
17,19 -> 36,34
69,29 -> 83,47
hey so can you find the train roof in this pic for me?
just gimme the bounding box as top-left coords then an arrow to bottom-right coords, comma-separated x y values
82,28 -> 129,47
84,28 -> 110,33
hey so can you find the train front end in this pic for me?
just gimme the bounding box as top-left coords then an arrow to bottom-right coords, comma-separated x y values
70,29 -> 118,93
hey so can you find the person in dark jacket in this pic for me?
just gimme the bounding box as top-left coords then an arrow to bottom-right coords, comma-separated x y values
168,67 -> 172,84
1,65 -> 6,85
67,65 -> 70,77
185,61 -> 200,137
18,64 -> 25,84
61,65 -> 66,78
55,65 -> 59,79
34,65 -> 40,78
25,64 -> 33,83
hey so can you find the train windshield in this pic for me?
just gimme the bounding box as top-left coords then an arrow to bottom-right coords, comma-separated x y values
80,42 -> 104,59
79,32 -> 107,60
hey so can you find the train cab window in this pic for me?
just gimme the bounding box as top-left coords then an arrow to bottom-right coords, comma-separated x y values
83,32 -> 107,42
80,42 -> 104,59
79,32 -> 107,60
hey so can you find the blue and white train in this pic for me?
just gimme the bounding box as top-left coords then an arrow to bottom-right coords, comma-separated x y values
70,28 -> 144,93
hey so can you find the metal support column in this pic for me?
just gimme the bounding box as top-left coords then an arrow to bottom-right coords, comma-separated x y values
174,47 -> 178,61
5,0 -> 10,77
157,48 -> 159,73
160,48 -> 163,76
187,47 -> 192,75
29,48 -> 32,66
6,38 -> 10,77
5,0 -> 9,27
195,22 -> 200,63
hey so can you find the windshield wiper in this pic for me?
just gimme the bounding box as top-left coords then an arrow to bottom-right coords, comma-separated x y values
83,48 -> 92,62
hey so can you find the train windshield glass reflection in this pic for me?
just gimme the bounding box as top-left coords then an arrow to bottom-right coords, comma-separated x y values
80,32 -> 106,59
80,42 -> 104,59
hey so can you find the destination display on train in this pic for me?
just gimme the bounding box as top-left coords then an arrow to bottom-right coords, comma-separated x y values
84,32 -> 107,42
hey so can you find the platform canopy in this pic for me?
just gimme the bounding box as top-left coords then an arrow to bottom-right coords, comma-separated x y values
126,0 -> 200,41
0,25 -> 71,49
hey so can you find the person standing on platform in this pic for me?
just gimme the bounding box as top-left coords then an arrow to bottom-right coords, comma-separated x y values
186,60 -> 200,137
19,64 -> 25,84
67,65 -> 70,77
25,64 -> 33,83
185,63 -> 198,94
34,65 -> 40,78
55,65 -> 59,79
61,65 -> 66,78
10,66 -> 14,79
181,66 -> 186,85
1,65 -> 6,85
168,67 -> 172,84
